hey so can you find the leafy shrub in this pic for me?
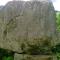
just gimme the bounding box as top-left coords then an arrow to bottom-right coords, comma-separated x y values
56,11 -> 60,31
0,48 -> 14,60
51,43 -> 60,54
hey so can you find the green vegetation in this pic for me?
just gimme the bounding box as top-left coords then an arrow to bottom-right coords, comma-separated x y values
56,11 -> 60,31
52,11 -> 60,58
0,48 -> 14,60
51,43 -> 60,60
53,11 -> 60,60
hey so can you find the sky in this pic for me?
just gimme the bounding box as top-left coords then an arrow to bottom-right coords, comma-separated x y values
52,0 -> 60,11
0,0 -> 60,11
0,0 -> 12,6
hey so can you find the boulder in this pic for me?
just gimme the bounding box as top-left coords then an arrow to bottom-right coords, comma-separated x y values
0,0 -> 56,53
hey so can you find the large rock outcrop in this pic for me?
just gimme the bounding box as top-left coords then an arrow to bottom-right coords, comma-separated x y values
0,0 -> 56,53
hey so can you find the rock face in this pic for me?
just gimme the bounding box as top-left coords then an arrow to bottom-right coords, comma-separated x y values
0,0 -> 56,53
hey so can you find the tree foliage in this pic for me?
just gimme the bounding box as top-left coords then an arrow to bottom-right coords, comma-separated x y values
56,11 -> 60,31
0,48 -> 14,60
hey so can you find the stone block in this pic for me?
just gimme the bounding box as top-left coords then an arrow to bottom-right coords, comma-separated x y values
14,53 -> 53,60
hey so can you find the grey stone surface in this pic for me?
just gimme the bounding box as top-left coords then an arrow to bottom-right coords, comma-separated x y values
14,53 -> 53,60
0,0 -> 56,53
